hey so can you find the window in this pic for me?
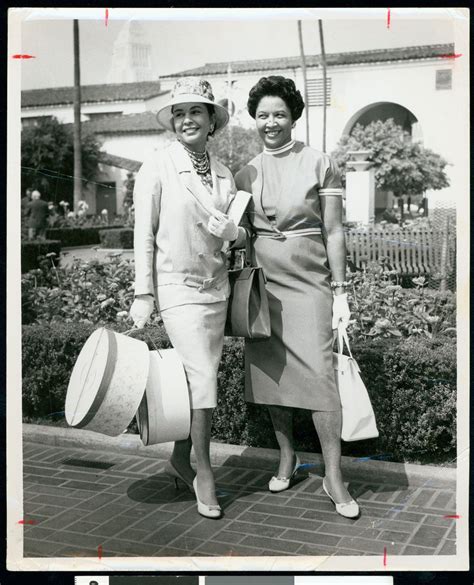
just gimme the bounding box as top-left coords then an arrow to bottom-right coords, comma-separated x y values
436,69 -> 452,90
132,44 -> 151,68
306,78 -> 331,107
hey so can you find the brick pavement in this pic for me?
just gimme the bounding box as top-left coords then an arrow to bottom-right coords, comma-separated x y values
22,441 -> 457,559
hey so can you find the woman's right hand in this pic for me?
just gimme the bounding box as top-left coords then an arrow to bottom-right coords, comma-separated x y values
129,295 -> 154,329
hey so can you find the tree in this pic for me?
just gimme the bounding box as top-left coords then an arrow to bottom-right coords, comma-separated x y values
21,117 -> 101,204
331,119 -> 450,197
208,124 -> 262,175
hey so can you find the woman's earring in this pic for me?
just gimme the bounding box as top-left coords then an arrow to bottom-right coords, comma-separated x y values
292,122 -> 296,129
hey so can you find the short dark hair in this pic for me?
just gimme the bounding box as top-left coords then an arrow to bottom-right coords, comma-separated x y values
204,104 -> 216,137
247,76 -> 305,121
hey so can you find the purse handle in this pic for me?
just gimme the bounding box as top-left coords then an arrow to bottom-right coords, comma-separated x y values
337,323 -> 354,359
229,227 -> 253,269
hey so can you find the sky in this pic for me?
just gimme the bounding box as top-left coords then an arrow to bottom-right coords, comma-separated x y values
16,8 -> 458,90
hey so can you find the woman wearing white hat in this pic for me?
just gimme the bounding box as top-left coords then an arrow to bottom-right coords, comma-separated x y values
129,77 -> 238,519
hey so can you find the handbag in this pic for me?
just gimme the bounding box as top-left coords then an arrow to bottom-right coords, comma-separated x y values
333,324 -> 379,441
225,234 -> 271,339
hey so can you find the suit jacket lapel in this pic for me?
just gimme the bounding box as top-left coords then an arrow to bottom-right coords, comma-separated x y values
169,141 -> 215,215
209,154 -> 230,213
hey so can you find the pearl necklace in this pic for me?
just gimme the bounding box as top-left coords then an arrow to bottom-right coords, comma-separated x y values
182,143 -> 210,175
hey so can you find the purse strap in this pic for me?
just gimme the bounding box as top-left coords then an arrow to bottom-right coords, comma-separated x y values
337,324 -> 354,359
229,228 -> 253,269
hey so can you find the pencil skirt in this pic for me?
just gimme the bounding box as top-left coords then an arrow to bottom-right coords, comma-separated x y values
160,300 -> 228,409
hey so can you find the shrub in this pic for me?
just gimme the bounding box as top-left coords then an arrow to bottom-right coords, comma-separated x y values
99,228 -> 134,249
382,336 -> 456,462
331,119 -> 450,196
20,255 -> 161,326
46,225 -> 124,247
22,254 -> 456,343
21,322 -> 166,420
22,321 -> 97,418
21,322 -> 456,464
347,263 -> 456,341
21,240 -> 61,273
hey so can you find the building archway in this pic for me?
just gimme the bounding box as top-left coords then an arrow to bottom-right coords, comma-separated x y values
342,102 -> 422,217
343,102 -> 422,141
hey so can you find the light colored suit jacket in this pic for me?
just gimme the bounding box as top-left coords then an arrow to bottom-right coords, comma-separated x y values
133,141 -> 236,311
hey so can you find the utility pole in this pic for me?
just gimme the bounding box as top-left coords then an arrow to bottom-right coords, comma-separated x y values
297,20 -> 310,146
73,19 -> 82,211
318,19 -> 327,152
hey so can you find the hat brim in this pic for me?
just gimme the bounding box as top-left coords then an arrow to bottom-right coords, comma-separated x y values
156,94 -> 230,133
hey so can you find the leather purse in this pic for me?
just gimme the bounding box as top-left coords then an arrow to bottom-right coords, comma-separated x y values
225,235 -> 271,339
333,324 -> 379,441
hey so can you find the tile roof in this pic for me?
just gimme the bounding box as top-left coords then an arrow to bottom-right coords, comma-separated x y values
22,81 -> 168,108
98,152 -> 142,172
163,43 -> 455,77
81,111 -> 166,135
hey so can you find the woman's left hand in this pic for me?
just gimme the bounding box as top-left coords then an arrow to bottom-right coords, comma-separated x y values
332,293 -> 351,330
207,208 -> 239,241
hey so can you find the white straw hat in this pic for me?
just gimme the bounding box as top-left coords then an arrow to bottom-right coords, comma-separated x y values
156,77 -> 230,133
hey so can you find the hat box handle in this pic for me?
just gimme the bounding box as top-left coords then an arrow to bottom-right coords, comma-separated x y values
123,326 -> 163,357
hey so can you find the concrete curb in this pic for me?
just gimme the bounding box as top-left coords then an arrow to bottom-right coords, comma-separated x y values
23,423 -> 456,489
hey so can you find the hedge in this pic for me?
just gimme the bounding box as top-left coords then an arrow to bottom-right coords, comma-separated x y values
46,225 -> 124,248
21,240 -> 62,273
99,228 -> 134,249
22,322 -> 456,464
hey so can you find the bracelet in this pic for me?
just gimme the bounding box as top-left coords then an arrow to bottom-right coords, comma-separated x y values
330,280 -> 350,289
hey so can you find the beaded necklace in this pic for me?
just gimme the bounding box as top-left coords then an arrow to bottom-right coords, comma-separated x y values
181,142 -> 213,191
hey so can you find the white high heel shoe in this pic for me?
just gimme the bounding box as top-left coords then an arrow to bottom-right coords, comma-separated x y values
269,456 -> 301,493
192,477 -> 222,519
322,477 -> 360,519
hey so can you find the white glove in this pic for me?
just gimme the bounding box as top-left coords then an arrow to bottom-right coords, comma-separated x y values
129,295 -> 154,329
207,208 -> 239,241
332,293 -> 351,330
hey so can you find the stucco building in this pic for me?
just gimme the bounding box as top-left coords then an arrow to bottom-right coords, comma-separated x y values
160,42 -> 462,210
21,40 -> 463,215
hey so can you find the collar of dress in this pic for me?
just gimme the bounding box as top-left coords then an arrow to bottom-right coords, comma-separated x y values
263,139 -> 296,156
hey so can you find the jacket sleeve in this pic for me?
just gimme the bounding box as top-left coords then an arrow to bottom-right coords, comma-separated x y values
133,152 -> 162,296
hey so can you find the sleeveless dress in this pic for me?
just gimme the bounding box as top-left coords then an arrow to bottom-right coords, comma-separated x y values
234,141 -> 342,411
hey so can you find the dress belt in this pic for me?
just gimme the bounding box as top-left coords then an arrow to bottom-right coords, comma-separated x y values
255,227 -> 322,239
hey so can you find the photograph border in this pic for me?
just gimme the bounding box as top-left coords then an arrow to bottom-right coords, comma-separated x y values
6,5 -> 470,574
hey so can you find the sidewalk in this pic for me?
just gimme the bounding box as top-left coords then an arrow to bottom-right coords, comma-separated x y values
22,425 -> 456,559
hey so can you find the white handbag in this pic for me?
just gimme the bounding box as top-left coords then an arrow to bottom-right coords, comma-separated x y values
333,325 -> 379,442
